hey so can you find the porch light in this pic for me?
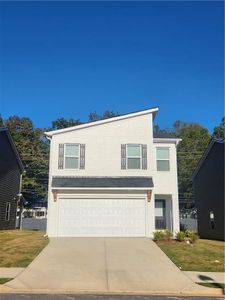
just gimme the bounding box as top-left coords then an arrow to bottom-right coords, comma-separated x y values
147,190 -> 152,201
52,189 -> 58,202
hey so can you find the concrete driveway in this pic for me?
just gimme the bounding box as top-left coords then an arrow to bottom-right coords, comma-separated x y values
6,238 -> 209,293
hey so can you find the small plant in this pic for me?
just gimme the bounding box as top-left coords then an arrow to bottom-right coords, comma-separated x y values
185,230 -> 199,243
164,229 -> 173,240
176,230 -> 199,243
176,231 -> 186,242
153,230 -> 165,241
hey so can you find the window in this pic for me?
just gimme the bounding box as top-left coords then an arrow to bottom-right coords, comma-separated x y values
210,211 -> 215,230
5,202 -> 11,221
36,211 -> 45,217
127,144 -> 141,169
64,144 -> 79,169
156,147 -> 170,171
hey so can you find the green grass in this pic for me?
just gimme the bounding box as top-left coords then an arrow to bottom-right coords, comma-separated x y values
156,239 -> 225,272
197,282 -> 225,289
0,230 -> 48,267
0,278 -> 13,284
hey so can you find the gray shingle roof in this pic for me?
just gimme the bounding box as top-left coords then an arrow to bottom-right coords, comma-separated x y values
52,176 -> 153,188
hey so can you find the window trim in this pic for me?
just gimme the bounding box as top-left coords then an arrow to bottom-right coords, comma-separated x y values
64,143 -> 80,170
126,144 -> 142,170
156,147 -> 170,171
5,202 -> 11,221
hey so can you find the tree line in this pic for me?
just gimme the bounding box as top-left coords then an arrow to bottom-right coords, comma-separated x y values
0,113 -> 224,207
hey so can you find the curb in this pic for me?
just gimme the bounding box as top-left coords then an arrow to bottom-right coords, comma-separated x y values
0,287 -> 224,296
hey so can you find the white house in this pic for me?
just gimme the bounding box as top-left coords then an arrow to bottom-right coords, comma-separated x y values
45,107 -> 181,237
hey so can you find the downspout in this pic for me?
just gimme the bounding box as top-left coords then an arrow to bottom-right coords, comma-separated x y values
18,172 -> 24,230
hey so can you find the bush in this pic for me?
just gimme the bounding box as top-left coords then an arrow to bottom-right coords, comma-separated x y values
164,229 -> 173,240
185,230 -> 199,243
153,230 -> 173,241
176,231 -> 186,242
153,230 -> 165,241
176,230 -> 199,243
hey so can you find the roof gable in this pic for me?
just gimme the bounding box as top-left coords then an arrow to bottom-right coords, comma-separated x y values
191,138 -> 224,180
45,107 -> 159,137
0,128 -> 24,172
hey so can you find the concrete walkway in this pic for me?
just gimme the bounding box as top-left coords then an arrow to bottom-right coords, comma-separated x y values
0,268 -> 25,278
5,238 -> 213,293
184,271 -> 225,284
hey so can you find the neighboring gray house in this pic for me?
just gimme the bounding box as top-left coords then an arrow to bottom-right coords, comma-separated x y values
0,128 -> 24,229
192,138 -> 224,241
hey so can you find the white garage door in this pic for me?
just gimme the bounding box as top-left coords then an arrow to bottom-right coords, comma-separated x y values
57,196 -> 146,237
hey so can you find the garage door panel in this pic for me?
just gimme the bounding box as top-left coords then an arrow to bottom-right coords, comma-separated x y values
58,197 -> 146,237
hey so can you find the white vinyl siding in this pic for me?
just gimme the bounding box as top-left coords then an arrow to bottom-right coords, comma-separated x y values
64,144 -> 80,169
156,147 -> 170,171
127,144 -> 142,169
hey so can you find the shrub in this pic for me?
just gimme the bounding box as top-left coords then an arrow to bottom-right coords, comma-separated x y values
164,229 -> 173,240
153,230 -> 165,241
176,230 -> 199,243
185,230 -> 199,243
176,231 -> 186,242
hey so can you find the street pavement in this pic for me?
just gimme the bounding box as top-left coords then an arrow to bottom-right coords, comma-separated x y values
0,294 -> 224,300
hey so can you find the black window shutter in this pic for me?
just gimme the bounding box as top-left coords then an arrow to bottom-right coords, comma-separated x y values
142,144 -> 147,169
58,144 -> 64,169
121,144 -> 126,169
80,144 -> 85,169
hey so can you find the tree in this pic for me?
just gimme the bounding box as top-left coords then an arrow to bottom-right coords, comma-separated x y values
88,111 -> 119,122
174,122 -> 211,202
0,114 -> 4,127
4,116 -> 49,207
212,117 -> 225,139
52,117 -> 82,130
153,124 -> 174,137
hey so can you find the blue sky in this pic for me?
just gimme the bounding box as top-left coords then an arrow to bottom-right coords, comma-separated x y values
0,1 -> 223,132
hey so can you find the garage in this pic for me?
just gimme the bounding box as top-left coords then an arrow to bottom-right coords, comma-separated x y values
57,195 -> 146,237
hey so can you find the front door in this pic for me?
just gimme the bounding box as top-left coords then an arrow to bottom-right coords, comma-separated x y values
155,199 -> 166,230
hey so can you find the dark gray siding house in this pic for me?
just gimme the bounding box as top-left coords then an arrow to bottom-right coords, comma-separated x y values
192,139 -> 224,241
0,128 -> 24,229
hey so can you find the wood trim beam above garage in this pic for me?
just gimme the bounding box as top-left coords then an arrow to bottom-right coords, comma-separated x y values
52,176 -> 154,188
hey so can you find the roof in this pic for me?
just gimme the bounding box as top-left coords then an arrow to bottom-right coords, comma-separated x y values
45,107 -> 159,137
191,138 -> 225,180
153,137 -> 182,144
153,132 -> 175,138
52,176 -> 154,188
0,128 -> 24,172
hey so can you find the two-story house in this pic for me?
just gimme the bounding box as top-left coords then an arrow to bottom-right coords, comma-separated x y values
45,107 -> 181,237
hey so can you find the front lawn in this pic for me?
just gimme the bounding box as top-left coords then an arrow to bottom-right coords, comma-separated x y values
156,239 -> 225,272
0,278 -> 13,284
0,230 -> 48,267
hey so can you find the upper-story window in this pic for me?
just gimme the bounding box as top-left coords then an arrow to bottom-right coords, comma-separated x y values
65,144 -> 80,169
127,144 -> 142,169
58,143 -> 85,169
156,147 -> 170,171
121,144 -> 147,170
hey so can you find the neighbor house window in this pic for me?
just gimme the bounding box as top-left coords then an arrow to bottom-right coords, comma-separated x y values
64,144 -> 80,169
156,147 -> 170,171
5,202 -> 11,221
127,144 -> 142,169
